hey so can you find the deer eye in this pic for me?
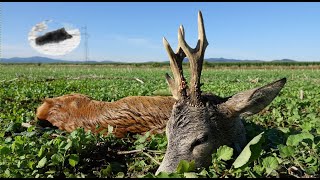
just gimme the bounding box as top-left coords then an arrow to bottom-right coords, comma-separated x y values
191,134 -> 209,149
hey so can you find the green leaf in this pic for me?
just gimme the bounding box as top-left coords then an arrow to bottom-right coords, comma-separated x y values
101,164 -> 112,177
278,144 -> 295,158
305,165 -> 318,174
27,125 -> 35,132
262,156 -> 279,174
155,172 -> 170,178
51,153 -> 64,164
14,136 -> 24,144
253,165 -> 264,176
277,127 -> 290,134
176,160 -> 195,173
70,130 -> 78,139
286,132 -> 314,146
19,155 -> 26,160
5,169 -> 10,177
169,173 -> 183,178
143,173 -> 155,178
136,132 -> 150,145
304,156 -> 317,165
45,170 -> 56,175
38,146 -> 45,157
0,146 -> 11,155
135,144 -> 145,150
17,160 -> 21,168
232,132 -> 264,169
58,141 -> 67,150
301,122 -> 313,132
154,172 -> 183,178
176,160 -> 189,173
68,154 -> 79,167
0,132 -> 4,138
216,145 -> 233,161
184,172 -> 198,178
28,161 -> 35,170
115,172 -> 125,178
5,137 -> 12,143
316,127 -> 320,135
36,157 -> 47,168
198,169 -> 209,177
64,140 -> 72,150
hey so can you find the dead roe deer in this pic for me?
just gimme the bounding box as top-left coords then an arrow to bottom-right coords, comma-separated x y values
156,11 -> 286,174
36,93 -> 175,137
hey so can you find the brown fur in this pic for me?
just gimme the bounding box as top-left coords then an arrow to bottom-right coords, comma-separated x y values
36,93 -> 175,137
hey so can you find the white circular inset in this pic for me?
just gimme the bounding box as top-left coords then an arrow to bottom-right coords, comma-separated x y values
28,20 -> 81,56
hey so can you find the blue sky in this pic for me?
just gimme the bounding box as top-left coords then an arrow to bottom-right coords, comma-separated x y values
2,2 -> 320,62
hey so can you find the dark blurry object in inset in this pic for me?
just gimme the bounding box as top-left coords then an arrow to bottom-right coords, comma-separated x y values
35,28 -> 73,46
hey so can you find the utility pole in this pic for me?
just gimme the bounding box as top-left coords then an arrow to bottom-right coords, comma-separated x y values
81,26 -> 89,62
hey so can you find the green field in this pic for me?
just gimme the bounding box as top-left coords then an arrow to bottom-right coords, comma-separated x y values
0,63 -> 319,178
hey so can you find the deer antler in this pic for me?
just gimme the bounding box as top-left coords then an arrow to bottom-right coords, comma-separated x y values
163,26 -> 187,100
180,11 -> 208,105
163,11 -> 208,105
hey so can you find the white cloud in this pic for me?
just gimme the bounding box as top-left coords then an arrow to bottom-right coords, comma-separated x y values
28,20 -> 51,38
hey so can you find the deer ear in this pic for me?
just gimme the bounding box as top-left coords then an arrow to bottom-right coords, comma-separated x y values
220,78 -> 286,117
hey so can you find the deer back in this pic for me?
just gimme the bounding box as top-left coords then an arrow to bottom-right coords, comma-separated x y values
36,93 -> 175,137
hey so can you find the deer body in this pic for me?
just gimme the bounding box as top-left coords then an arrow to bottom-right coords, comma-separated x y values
156,11 -> 286,174
36,93 -> 175,137
36,11 -> 287,174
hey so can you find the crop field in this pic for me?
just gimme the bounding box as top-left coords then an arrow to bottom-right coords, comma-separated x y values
0,63 -> 319,178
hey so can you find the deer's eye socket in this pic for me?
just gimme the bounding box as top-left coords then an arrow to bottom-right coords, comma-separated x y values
191,134 -> 209,149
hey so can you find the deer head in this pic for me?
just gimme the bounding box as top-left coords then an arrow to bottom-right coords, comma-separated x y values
156,11 -> 287,174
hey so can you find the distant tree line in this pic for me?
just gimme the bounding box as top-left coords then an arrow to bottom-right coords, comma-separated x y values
2,61 -> 320,67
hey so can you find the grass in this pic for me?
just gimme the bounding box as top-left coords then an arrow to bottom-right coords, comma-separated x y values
0,63 -> 319,178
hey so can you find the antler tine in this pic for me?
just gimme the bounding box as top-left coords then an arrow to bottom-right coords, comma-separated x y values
178,11 -> 208,105
163,34 -> 187,100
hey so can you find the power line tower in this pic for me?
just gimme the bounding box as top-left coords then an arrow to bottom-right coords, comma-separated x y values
81,26 -> 89,62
